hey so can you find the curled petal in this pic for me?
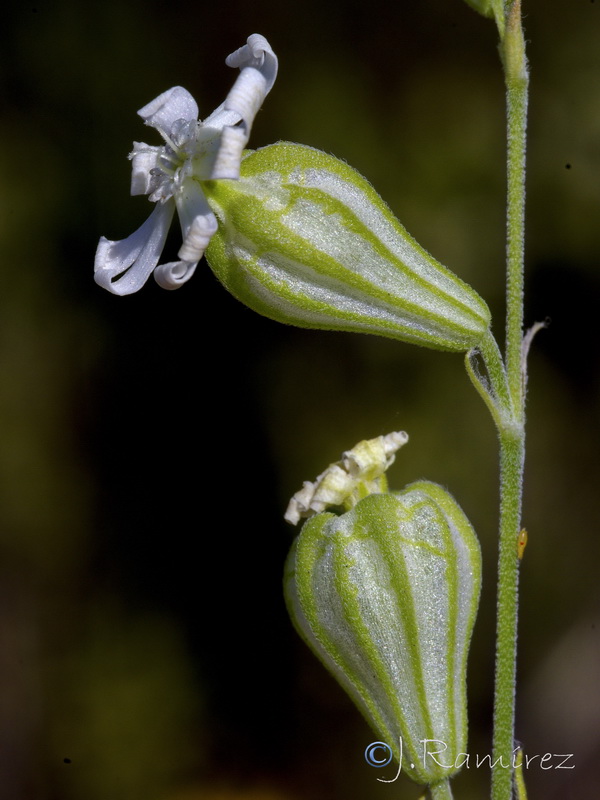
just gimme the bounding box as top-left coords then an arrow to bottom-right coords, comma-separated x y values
129,142 -> 161,195
285,432 -> 409,525
223,34 -> 278,132
225,67 -> 267,136
210,125 -> 248,179
154,260 -> 198,290
94,201 -> 175,296
285,481 -> 317,526
206,34 -> 278,180
178,214 -> 219,263
223,63 -> 269,130
201,104 -> 241,133
342,431 -> 409,477
225,34 -> 278,96
175,180 -> 219,262
138,86 -> 199,135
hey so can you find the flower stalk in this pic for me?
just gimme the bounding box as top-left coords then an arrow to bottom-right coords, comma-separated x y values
428,779 -> 454,800
502,0 -> 529,415
489,3 -> 529,799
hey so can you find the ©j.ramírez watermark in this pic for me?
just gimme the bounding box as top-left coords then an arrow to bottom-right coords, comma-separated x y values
364,739 -> 575,783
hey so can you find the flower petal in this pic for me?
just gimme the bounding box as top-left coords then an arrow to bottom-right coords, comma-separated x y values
204,34 -> 278,180
201,104 -> 241,132
178,214 -> 219,262
154,260 -> 198,290
138,86 -> 199,135
129,142 -> 161,195
225,34 -> 278,96
94,201 -> 175,296
175,180 -> 219,262
209,125 -> 248,179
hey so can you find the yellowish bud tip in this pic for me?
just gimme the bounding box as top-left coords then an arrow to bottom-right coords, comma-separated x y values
284,431 -> 408,525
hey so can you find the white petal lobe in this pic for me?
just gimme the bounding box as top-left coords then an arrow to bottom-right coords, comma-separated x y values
129,143 -> 161,195
154,260 -> 198,290
94,202 -> 175,295
178,214 -> 219,262
210,125 -> 248,179
137,86 -> 199,133
225,34 -> 278,96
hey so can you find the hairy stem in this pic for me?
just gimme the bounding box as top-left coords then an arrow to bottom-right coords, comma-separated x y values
491,4 -> 529,800
503,0 -> 529,419
492,428 -> 525,800
428,778 -> 454,800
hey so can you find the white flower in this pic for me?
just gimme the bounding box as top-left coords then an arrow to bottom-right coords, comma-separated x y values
94,34 -> 278,295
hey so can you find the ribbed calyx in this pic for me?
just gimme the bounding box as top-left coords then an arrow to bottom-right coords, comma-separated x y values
205,142 -> 491,351
284,481 -> 481,786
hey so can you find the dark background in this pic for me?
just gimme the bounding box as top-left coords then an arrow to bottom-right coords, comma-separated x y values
1,1 -> 598,798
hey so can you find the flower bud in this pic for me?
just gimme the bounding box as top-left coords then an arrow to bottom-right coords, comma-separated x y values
205,142 -> 490,352
284,479 -> 481,786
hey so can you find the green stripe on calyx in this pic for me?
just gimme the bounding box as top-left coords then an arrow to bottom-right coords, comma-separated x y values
283,434 -> 482,788
280,186 -> 485,332
209,194 -> 481,349
336,500 -> 438,778
281,176 -> 487,325
204,142 -> 491,352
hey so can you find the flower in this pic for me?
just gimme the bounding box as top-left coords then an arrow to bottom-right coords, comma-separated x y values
94,34 -> 277,295
95,36 -> 490,357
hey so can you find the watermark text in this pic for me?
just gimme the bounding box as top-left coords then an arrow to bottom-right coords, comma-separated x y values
364,738 -> 574,783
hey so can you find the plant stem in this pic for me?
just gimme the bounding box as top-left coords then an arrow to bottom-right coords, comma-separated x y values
491,428 -> 524,800
514,748 -> 529,799
490,4 -> 529,800
502,0 -> 529,418
428,778 -> 454,800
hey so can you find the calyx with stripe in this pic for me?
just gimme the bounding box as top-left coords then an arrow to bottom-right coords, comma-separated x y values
283,434 -> 482,788
205,142 -> 491,351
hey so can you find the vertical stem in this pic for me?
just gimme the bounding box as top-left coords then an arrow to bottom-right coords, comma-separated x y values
503,0 -> 529,416
514,748 -> 529,799
491,4 -> 529,799
428,778 -> 454,800
491,429 -> 524,800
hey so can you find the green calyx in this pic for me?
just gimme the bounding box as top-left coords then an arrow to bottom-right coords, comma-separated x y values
204,142 -> 490,352
284,481 -> 481,787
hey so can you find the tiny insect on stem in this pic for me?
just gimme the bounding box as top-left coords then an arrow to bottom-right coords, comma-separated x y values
516,528 -> 527,560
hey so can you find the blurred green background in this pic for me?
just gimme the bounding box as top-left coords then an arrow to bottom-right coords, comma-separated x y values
1,0 -> 599,798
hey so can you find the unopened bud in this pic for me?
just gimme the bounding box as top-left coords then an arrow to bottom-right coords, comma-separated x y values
284,478 -> 481,786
